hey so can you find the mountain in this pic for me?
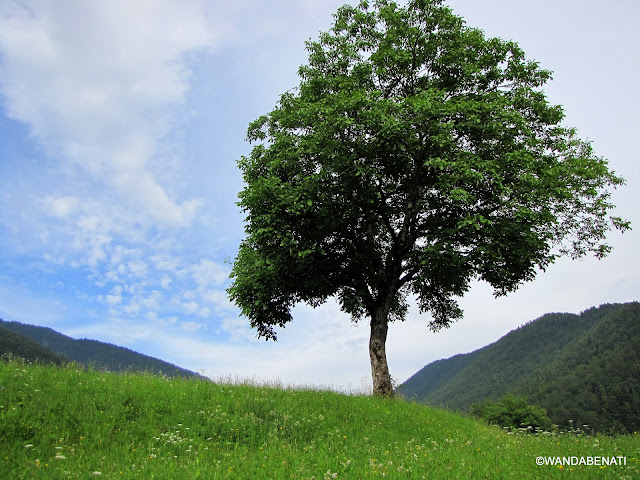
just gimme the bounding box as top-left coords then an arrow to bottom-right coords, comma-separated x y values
396,302 -> 640,433
0,319 -> 202,379
517,303 -> 640,433
0,324 -> 65,365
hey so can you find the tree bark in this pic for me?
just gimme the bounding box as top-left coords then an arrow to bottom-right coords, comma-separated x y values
369,306 -> 394,397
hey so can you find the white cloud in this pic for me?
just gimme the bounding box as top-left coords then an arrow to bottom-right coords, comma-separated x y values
104,294 -> 121,306
151,254 -> 182,272
219,316 -> 255,342
0,0 -> 224,229
109,246 -> 140,267
127,261 -> 148,278
191,259 -> 229,289
105,270 -> 119,282
182,290 -> 196,301
42,195 -> 79,219
160,275 -> 172,289
140,290 -> 162,310
122,302 -> 141,315
187,261 -> 233,319
181,321 -> 205,333
104,285 -> 123,306
182,301 -> 200,315
202,289 -> 235,314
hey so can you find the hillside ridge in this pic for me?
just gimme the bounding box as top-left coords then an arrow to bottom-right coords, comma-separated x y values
0,318 -> 201,379
0,324 -> 65,365
397,302 -> 640,433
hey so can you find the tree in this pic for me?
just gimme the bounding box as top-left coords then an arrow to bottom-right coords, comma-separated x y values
228,0 -> 629,397
471,394 -> 554,433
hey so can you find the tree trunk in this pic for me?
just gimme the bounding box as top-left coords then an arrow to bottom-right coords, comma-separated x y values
369,307 -> 394,397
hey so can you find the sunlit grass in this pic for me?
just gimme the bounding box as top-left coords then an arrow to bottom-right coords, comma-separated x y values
1,358 -> 638,479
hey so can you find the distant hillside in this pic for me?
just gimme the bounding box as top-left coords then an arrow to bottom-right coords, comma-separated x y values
518,302 -> 640,433
0,325 -> 65,365
397,303 -> 640,433
0,319 -> 202,379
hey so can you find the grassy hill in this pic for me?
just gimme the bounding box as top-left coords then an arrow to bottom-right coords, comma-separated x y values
0,319 -> 200,379
1,359 -> 638,479
396,303 -> 640,433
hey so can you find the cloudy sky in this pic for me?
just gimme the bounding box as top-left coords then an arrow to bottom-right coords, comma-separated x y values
1,0 -> 638,392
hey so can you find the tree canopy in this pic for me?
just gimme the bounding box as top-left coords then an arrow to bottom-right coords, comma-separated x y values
228,0 -> 629,396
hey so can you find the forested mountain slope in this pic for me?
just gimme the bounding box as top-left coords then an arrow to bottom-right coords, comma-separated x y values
397,303 -> 639,433
519,302 -> 640,432
0,319 -> 201,379
0,325 -> 65,365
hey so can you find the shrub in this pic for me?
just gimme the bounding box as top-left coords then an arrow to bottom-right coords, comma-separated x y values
471,394 -> 554,432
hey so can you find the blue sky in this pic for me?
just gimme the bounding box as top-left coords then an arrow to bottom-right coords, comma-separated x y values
1,0 -> 638,391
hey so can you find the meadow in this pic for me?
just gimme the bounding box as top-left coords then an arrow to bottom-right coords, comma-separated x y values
1,358 -> 638,479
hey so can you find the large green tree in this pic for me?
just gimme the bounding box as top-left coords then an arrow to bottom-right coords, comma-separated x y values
228,0 -> 629,396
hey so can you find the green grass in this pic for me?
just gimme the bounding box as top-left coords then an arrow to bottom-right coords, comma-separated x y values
1,359 -> 638,479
